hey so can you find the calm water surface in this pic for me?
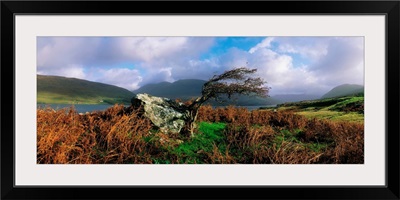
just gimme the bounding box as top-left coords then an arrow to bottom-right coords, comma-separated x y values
214,105 -> 277,111
37,104 -> 277,113
37,104 -> 129,113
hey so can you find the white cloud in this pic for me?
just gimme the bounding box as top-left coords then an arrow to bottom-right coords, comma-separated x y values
37,36 -> 215,89
60,66 -> 86,79
114,37 -> 188,62
37,64 -> 86,79
247,47 -> 323,95
37,37 -> 103,69
233,37 -> 363,95
249,37 -> 274,53
310,37 -> 364,85
109,37 -> 215,65
141,67 -> 175,86
37,36 -> 364,95
274,37 -> 330,61
95,68 -> 143,91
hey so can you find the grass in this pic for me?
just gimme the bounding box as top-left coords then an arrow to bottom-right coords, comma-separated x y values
272,96 -> 364,123
171,122 -> 227,164
37,102 -> 364,164
296,110 -> 364,122
273,129 -> 331,152
328,96 -> 364,113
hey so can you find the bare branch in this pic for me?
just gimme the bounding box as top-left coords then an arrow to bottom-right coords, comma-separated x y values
197,67 -> 270,105
184,67 -> 271,136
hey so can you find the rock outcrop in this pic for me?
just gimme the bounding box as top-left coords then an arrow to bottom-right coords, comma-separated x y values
131,93 -> 189,134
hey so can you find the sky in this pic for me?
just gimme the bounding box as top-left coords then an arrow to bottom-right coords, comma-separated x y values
37,36 -> 364,96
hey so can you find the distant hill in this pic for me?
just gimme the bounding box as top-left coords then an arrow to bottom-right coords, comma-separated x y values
272,94 -> 321,104
321,84 -> 364,99
134,79 -> 205,100
37,75 -> 135,104
206,94 -> 282,106
134,79 -> 280,106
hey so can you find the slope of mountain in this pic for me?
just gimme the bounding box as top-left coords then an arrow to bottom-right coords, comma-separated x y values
321,84 -> 364,99
37,75 -> 135,104
272,94 -> 321,103
134,79 -> 280,106
206,94 -> 282,106
134,79 -> 205,100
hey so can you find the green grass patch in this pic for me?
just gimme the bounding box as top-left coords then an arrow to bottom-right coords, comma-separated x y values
276,96 -> 364,123
296,110 -> 364,123
152,158 -> 171,164
273,129 -> 302,148
328,96 -> 364,113
171,122 -> 227,164
306,142 -> 330,152
279,98 -> 343,109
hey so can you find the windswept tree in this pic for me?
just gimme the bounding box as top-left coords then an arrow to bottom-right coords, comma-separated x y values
182,67 -> 270,136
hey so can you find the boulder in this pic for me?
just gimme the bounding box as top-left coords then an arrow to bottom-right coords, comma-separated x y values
131,93 -> 189,134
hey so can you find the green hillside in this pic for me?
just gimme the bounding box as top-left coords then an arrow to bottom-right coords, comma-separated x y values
269,96 -> 364,123
134,79 -> 280,106
37,75 -> 135,104
321,84 -> 364,99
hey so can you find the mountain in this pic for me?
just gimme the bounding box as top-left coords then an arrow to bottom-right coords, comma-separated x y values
206,94 -> 282,106
272,94 -> 321,103
37,75 -> 135,104
134,79 -> 205,100
321,84 -> 364,99
134,79 -> 280,106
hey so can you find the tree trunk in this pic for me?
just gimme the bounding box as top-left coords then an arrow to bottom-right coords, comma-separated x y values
180,96 -> 206,138
181,107 -> 199,137
189,109 -> 199,136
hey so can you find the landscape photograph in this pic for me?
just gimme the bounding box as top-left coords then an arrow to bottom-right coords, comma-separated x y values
37,36 -> 364,164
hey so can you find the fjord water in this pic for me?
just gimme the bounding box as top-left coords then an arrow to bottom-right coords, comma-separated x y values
37,104 -> 130,113
37,104 -> 277,113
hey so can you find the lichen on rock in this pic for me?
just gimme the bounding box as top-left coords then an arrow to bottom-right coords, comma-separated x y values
131,93 -> 189,134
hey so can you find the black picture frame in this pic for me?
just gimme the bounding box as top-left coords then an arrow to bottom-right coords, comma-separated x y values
1,1 -> 399,199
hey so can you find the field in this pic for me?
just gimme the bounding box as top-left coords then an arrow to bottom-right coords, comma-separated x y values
37,96 -> 364,164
